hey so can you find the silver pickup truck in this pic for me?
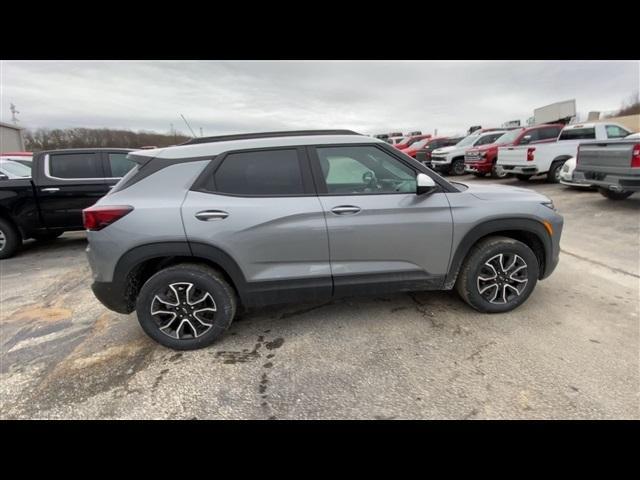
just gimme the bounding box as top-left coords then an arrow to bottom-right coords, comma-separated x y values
574,133 -> 640,200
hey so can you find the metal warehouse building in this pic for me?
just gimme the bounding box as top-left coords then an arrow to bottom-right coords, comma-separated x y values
0,121 -> 26,151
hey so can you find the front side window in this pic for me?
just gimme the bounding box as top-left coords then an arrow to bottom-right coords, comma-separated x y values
48,153 -> 102,179
213,149 -> 304,196
605,125 -> 631,139
108,153 -> 136,178
316,145 -> 416,194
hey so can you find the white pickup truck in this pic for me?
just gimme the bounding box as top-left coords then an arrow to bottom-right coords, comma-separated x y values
497,122 -> 633,183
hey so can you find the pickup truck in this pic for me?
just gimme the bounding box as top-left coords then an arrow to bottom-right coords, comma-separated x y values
0,148 -> 134,259
431,130 -> 507,175
497,122 -> 633,183
573,135 -> 640,200
464,124 -> 564,178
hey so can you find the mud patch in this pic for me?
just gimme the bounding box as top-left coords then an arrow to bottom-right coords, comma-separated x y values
265,338 -> 284,350
3,306 -> 72,324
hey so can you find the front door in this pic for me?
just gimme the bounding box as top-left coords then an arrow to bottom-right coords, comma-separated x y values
37,151 -> 110,229
309,144 -> 453,296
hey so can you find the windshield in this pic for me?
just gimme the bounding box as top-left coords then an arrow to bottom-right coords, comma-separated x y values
494,129 -> 523,145
455,135 -> 479,147
411,139 -> 430,150
0,159 -> 32,177
474,132 -> 505,146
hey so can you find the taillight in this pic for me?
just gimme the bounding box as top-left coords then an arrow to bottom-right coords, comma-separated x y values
631,143 -> 640,168
83,205 -> 133,231
527,147 -> 536,162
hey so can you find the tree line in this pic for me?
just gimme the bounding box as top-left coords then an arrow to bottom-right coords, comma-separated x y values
23,128 -> 191,152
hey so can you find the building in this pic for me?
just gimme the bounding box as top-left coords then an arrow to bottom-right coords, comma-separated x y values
0,121 -> 26,152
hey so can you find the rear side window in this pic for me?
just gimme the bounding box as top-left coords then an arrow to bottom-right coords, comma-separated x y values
48,153 -> 103,179
605,125 -> 631,139
214,149 -> 304,196
558,128 -> 596,140
108,153 -> 136,177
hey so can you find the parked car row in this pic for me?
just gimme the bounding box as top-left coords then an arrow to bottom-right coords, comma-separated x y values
0,148 -> 135,259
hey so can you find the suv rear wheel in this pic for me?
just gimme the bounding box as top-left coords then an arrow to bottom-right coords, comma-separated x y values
135,263 -> 237,350
455,236 -> 539,313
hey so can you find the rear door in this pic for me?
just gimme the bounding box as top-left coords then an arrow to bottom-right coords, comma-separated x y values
309,144 -> 453,296
181,147 -> 332,304
36,150 -> 110,229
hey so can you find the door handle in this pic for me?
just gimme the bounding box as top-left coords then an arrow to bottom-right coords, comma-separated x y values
331,205 -> 361,215
41,187 -> 60,192
195,210 -> 229,221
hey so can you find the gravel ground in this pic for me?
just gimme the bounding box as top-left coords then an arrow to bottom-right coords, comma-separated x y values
1,175 -> 638,419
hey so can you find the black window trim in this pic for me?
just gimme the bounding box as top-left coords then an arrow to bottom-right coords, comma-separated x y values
190,146 -> 316,198
307,142 -> 457,196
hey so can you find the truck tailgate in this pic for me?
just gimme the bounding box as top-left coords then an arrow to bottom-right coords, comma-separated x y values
577,141 -> 635,171
497,146 -> 528,165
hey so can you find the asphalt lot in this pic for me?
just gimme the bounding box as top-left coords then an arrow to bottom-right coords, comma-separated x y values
1,175 -> 638,419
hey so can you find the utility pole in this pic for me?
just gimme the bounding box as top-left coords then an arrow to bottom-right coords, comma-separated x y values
10,103 -> 20,124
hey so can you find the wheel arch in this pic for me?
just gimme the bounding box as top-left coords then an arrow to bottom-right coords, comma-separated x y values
445,218 -> 551,289
112,241 -> 249,313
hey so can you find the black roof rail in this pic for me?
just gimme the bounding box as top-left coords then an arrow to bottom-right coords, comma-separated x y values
180,129 -> 362,145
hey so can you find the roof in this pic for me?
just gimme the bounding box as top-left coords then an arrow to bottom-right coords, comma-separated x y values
135,131 -> 385,160
35,147 -> 134,155
0,121 -> 24,131
181,129 -> 361,145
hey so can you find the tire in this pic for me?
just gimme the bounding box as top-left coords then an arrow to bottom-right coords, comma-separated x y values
546,161 -> 565,183
450,158 -> 466,176
491,162 -> 508,179
598,188 -> 633,200
135,263 -> 237,350
455,236 -> 539,313
31,230 -> 64,242
515,174 -> 533,181
0,217 -> 21,260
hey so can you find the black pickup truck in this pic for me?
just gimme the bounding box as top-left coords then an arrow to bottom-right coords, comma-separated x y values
0,148 -> 135,259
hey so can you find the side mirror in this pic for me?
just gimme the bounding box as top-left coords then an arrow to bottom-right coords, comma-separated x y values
520,135 -> 532,145
416,173 -> 436,195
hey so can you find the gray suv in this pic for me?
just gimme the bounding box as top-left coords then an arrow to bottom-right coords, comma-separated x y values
84,130 -> 563,350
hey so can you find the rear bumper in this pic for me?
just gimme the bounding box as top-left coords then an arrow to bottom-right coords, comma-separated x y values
573,170 -> 640,192
500,165 -> 539,175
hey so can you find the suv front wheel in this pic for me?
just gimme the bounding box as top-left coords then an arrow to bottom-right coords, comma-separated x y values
136,263 -> 237,350
455,236 -> 539,313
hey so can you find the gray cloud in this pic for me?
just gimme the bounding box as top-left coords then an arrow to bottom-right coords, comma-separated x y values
1,60 -> 638,137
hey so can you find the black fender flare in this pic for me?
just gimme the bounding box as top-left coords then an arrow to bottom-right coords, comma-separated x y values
444,218 -> 551,288
112,241 -> 250,307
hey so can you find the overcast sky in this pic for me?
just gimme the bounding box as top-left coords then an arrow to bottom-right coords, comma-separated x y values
1,60 -> 638,137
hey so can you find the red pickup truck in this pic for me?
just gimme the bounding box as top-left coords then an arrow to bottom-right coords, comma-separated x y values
464,124 -> 564,178
395,134 -> 432,150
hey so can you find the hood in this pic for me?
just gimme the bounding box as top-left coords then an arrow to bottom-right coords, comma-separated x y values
460,182 -> 551,203
432,145 -> 456,155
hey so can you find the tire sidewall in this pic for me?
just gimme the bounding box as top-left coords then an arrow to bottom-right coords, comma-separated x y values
136,266 -> 236,350
463,240 -> 539,313
0,218 -> 20,260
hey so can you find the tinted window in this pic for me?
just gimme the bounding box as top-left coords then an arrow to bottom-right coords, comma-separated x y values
558,128 -> 596,140
49,153 -> 102,179
316,146 -> 416,194
606,125 -> 631,139
108,153 -> 136,177
537,126 -> 562,140
214,149 -> 304,195
474,133 -> 504,146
